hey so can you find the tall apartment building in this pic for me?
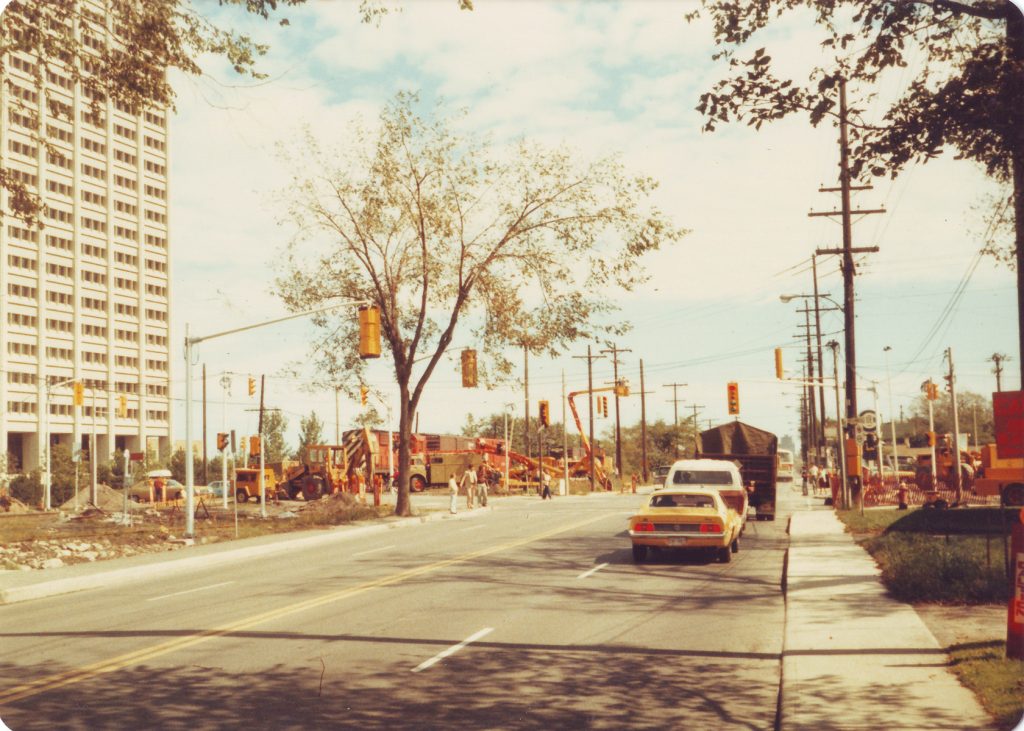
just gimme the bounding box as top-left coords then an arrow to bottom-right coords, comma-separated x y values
0,3 -> 172,473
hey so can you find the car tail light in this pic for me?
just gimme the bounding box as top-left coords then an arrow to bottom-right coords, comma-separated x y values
700,523 -> 723,533
634,521 -> 655,532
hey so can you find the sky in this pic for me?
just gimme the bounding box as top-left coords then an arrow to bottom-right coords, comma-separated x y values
76,1 -> 1024,453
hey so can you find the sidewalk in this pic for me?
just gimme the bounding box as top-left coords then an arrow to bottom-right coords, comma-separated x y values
782,505 -> 997,730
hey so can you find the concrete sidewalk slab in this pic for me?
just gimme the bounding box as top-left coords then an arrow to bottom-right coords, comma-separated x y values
782,509 -> 996,730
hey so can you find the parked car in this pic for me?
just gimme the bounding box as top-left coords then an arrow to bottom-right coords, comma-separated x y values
651,465 -> 671,487
204,480 -> 231,499
127,477 -> 185,502
627,487 -> 743,564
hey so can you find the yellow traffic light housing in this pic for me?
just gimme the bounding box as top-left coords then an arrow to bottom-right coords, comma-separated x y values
614,379 -> 630,397
360,385 -> 369,406
538,400 -> 550,428
117,395 -> 128,417
248,377 -> 256,397
774,348 -> 784,379
73,381 -> 84,406
461,349 -> 478,388
249,435 -> 261,457
358,305 -> 381,359
727,381 -> 740,415
602,396 -> 609,418
217,432 -> 229,451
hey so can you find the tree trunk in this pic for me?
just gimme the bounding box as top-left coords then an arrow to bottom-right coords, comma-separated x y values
395,385 -> 412,516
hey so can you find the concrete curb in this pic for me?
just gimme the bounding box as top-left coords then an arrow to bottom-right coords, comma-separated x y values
0,506 -> 489,606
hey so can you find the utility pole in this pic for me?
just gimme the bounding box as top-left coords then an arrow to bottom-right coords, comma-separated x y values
990,353 -> 1009,392
690,403 -> 704,457
812,255 -> 828,455
810,76 -> 884,498
202,363 -> 208,484
663,382 -> 687,458
828,340 -> 849,509
946,347 -> 963,504
640,359 -> 648,482
573,346 -> 604,491
797,305 -> 819,464
601,343 -> 631,480
257,375 -> 266,465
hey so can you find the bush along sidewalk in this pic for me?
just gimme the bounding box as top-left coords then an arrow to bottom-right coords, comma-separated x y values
837,507 -> 1016,604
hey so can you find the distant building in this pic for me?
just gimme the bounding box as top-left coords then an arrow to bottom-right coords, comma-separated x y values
1,3 -> 171,472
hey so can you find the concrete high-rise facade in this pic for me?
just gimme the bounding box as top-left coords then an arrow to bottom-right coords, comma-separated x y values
0,2 -> 172,474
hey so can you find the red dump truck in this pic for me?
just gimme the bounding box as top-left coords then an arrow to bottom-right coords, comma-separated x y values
697,421 -> 779,521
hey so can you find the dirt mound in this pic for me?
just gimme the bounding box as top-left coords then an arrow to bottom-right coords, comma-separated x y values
59,483 -> 129,512
0,495 -> 31,513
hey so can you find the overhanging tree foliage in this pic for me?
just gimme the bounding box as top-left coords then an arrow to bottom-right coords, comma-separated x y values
693,0 -> 1024,380
276,92 -> 685,516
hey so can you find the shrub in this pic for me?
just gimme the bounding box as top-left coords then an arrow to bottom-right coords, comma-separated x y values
9,471 -> 42,506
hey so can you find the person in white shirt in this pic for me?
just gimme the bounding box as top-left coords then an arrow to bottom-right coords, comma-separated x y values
448,475 -> 458,514
461,467 -> 477,509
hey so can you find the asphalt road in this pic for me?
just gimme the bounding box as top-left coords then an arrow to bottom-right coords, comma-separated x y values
0,490 -> 791,730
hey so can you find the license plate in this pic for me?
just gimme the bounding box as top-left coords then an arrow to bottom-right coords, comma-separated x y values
667,537 -> 687,547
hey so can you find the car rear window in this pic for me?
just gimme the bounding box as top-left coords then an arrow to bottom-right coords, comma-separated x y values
671,470 -> 733,485
651,494 -> 716,509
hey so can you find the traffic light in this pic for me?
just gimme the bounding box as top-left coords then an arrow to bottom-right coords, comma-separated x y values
73,381 -> 84,406
943,374 -> 953,393
538,400 -> 550,428
774,348 -> 784,379
360,385 -> 369,406
248,377 -> 256,397
727,381 -> 740,415
602,396 -> 608,418
217,432 -> 229,451
926,431 -> 936,447
358,305 -> 381,359
117,394 -> 127,417
249,435 -> 261,457
461,349 -> 478,388
928,381 -> 939,400
230,429 -> 237,452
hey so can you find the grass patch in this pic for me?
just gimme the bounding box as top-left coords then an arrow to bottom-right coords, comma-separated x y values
948,641 -> 1024,729
837,507 -> 1015,604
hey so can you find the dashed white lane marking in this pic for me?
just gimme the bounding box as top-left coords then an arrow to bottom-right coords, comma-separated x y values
147,581 -> 235,602
459,524 -> 486,532
352,545 -> 395,557
411,627 -> 494,673
576,563 -> 609,580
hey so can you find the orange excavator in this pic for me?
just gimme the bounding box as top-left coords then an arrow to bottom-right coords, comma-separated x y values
566,379 -> 630,489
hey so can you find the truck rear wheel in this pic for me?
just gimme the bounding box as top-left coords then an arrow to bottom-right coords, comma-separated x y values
411,475 -> 427,493
236,489 -> 248,504
1002,484 -> 1024,507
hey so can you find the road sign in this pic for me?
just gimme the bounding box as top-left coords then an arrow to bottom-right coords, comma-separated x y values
129,451 -> 144,462
994,391 -> 1024,459
72,445 -> 81,463
859,410 -> 878,432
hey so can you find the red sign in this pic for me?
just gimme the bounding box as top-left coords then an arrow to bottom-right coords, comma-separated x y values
993,391 -> 1024,459
129,451 -> 145,462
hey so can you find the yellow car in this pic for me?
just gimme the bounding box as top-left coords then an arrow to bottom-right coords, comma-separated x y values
628,488 -> 743,563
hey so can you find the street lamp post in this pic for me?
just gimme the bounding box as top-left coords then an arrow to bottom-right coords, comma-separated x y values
828,340 -> 849,509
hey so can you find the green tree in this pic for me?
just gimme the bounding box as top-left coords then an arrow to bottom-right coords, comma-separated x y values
0,0 -> 308,223
695,0 -> 1024,373
295,410 -> 325,461
262,410 -> 290,463
277,93 -> 684,515
169,448 -> 204,484
906,388 -> 995,445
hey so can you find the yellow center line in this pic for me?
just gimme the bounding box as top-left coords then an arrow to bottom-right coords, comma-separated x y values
0,512 -> 610,705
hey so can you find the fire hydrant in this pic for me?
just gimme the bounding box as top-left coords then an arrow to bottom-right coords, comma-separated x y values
897,482 -> 908,511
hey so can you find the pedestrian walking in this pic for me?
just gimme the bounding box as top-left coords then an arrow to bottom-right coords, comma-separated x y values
476,465 -> 488,507
541,470 -> 552,500
448,475 -> 458,514
462,467 -> 477,509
